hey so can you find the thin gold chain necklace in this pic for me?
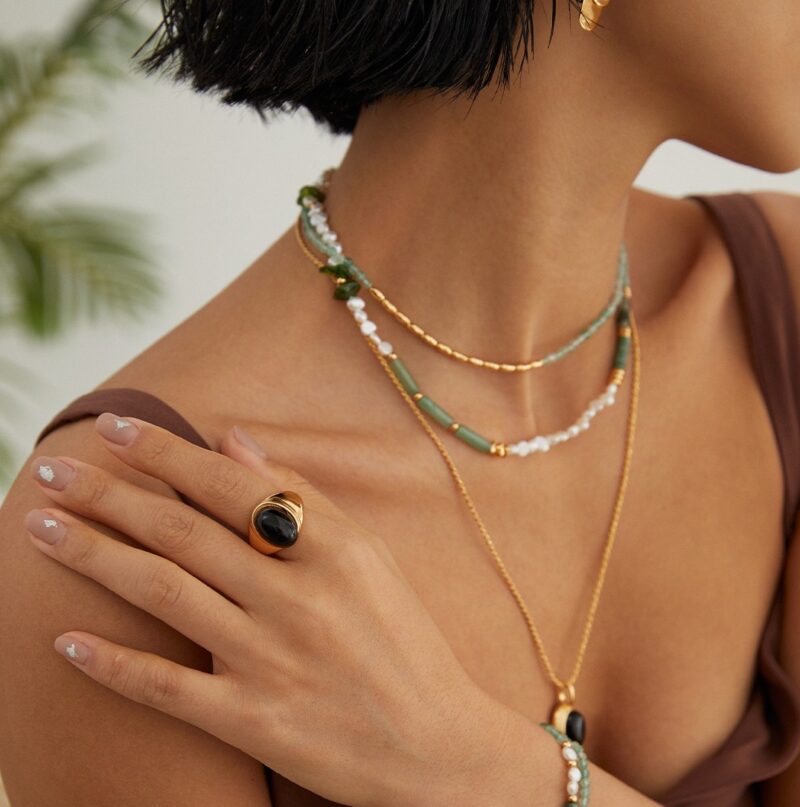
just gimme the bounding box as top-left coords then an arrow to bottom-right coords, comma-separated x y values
307,166 -> 629,374
295,220 -> 641,741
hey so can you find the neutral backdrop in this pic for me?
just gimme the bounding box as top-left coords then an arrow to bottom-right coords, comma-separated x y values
2,0 -> 800,498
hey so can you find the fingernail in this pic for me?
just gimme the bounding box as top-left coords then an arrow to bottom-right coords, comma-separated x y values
54,635 -> 89,664
30,456 -> 76,490
232,425 -> 267,458
96,412 -> 139,445
24,508 -> 66,545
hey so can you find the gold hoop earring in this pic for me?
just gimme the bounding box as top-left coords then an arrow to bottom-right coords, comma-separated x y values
579,0 -> 612,32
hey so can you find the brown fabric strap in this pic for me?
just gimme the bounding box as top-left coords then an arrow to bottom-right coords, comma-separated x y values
34,387 -> 213,515
35,387 -> 211,452
687,192 -> 800,539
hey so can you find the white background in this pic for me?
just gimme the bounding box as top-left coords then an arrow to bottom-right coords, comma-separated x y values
2,0 -> 799,496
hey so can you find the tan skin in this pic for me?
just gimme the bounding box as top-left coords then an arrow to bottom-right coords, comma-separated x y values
1,0 -> 800,804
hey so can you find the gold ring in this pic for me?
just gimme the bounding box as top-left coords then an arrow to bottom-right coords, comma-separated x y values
248,491 -> 304,555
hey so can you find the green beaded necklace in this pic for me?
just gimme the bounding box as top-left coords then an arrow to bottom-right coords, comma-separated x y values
296,184 -> 633,458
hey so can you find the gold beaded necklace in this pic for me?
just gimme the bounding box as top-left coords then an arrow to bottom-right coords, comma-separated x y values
313,166 -> 627,374
295,219 -> 641,742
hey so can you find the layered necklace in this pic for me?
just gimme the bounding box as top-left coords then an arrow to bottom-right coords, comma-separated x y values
293,168 -> 640,787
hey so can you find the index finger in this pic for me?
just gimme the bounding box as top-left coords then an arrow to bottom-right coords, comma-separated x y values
92,412 -> 328,558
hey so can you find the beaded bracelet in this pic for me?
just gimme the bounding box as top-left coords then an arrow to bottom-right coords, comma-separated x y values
539,722 -> 591,806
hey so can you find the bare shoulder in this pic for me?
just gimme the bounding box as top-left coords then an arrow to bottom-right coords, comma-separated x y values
85,222 -> 310,450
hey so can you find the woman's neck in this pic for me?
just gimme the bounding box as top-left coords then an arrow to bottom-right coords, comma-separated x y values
322,9 -> 672,365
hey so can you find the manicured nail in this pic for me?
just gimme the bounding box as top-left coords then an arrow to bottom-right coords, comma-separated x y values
24,508 -> 66,545
30,456 -> 75,490
96,412 -> 139,445
54,635 -> 90,664
232,425 -> 267,458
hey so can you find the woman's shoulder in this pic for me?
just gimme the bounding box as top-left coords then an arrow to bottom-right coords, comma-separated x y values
83,222 -> 314,450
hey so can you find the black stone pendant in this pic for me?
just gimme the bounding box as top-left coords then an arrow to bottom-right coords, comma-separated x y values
565,709 -> 586,744
549,687 -> 586,745
255,508 -> 299,549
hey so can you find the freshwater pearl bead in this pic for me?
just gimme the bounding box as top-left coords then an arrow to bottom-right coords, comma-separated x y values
379,341 -> 393,355
360,321 -> 377,335
354,310 -> 368,323
562,746 -> 578,762
568,767 -> 582,782
369,332 -> 382,345
347,297 -> 366,311
567,780 -> 580,797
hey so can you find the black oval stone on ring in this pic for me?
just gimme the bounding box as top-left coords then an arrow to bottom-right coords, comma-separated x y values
254,507 -> 299,548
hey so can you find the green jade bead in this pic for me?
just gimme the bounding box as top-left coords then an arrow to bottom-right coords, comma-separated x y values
388,357 -> 420,396
333,280 -> 361,299
388,356 -> 496,453
300,212 -> 373,289
300,210 -> 336,256
453,424 -> 493,453
297,184 -> 325,204
417,395 -> 454,427
613,337 -> 630,370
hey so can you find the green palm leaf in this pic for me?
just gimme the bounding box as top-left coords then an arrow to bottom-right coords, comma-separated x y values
0,145 -> 98,208
0,0 -> 162,488
0,1 -> 153,148
0,205 -> 161,337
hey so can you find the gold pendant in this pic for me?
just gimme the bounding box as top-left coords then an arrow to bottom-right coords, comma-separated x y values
549,683 -> 586,744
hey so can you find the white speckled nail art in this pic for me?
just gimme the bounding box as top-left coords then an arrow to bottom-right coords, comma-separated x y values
114,418 -> 131,430
38,465 -> 55,483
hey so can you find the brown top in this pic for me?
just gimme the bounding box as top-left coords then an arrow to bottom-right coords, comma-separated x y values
34,192 -> 800,806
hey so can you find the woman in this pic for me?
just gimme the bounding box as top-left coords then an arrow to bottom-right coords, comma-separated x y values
1,0 -> 799,804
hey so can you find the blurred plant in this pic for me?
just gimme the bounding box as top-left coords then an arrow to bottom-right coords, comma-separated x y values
0,0 -> 161,485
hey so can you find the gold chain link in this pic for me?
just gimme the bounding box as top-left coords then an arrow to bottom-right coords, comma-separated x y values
294,214 -> 641,693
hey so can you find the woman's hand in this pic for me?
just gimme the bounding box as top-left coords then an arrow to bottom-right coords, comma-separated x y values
23,413 -> 514,807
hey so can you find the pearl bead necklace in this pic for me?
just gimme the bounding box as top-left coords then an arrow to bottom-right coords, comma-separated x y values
298,187 -> 631,458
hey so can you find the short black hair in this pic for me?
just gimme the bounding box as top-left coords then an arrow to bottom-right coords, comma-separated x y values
140,1 -> 581,136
